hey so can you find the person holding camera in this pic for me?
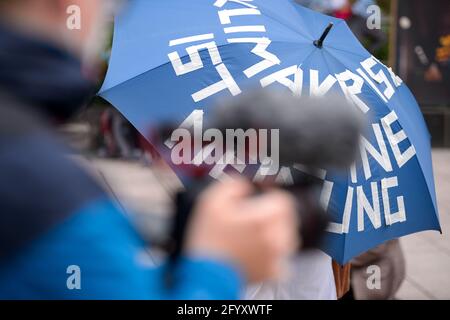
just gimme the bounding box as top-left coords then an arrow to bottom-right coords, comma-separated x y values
0,0 -> 299,299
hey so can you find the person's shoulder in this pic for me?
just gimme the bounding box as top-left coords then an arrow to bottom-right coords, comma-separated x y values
0,93 -> 44,136
0,95 -> 106,261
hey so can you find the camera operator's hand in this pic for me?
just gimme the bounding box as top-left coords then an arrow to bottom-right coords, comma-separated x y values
185,177 -> 299,283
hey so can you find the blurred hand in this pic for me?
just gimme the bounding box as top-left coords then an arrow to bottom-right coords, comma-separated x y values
185,177 -> 299,283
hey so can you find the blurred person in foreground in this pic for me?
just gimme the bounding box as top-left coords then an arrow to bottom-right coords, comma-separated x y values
0,0 -> 298,299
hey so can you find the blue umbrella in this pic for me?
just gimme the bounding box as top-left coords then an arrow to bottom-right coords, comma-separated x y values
99,0 -> 441,264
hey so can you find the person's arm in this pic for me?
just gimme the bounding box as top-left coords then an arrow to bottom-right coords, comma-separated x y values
0,177 -> 297,299
0,198 -> 243,299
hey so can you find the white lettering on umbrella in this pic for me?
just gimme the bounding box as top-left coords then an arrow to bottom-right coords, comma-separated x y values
163,1 -> 419,235
357,182 -> 382,232
223,25 -> 267,33
361,56 -> 395,100
260,65 -> 303,96
168,33 -> 241,102
359,123 -> 393,180
310,69 -> 337,97
336,70 -> 370,113
167,1 -> 406,110
356,67 -> 388,103
169,33 -> 215,47
227,37 -> 281,78
325,184 -> 354,234
322,110 -> 417,234
382,111 -> 416,168
382,176 -> 407,226
214,0 -> 257,9
168,40 -> 222,76
217,0 -> 281,81
372,55 -> 403,87
192,63 -> 242,102
218,8 -> 261,24
324,179 -> 409,234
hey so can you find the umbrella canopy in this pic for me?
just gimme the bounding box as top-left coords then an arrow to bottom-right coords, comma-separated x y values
99,0 -> 440,264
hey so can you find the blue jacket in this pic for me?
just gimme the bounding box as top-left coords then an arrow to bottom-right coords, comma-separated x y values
0,23 -> 241,299
0,198 -> 241,300
0,198 -> 242,299
0,101 -> 241,300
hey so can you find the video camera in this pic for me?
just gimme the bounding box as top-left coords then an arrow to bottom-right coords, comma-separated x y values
160,89 -> 364,267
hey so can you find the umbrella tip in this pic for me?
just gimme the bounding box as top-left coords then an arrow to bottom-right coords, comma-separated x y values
314,23 -> 334,48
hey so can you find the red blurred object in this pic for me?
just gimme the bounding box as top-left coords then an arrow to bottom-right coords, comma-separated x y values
334,8 -> 352,21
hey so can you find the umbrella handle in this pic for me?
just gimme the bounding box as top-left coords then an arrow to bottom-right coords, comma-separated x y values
314,23 -> 334,48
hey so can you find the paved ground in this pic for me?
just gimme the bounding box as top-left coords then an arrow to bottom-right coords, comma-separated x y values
396,149 -> 450,299
83,149 -> 450,300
